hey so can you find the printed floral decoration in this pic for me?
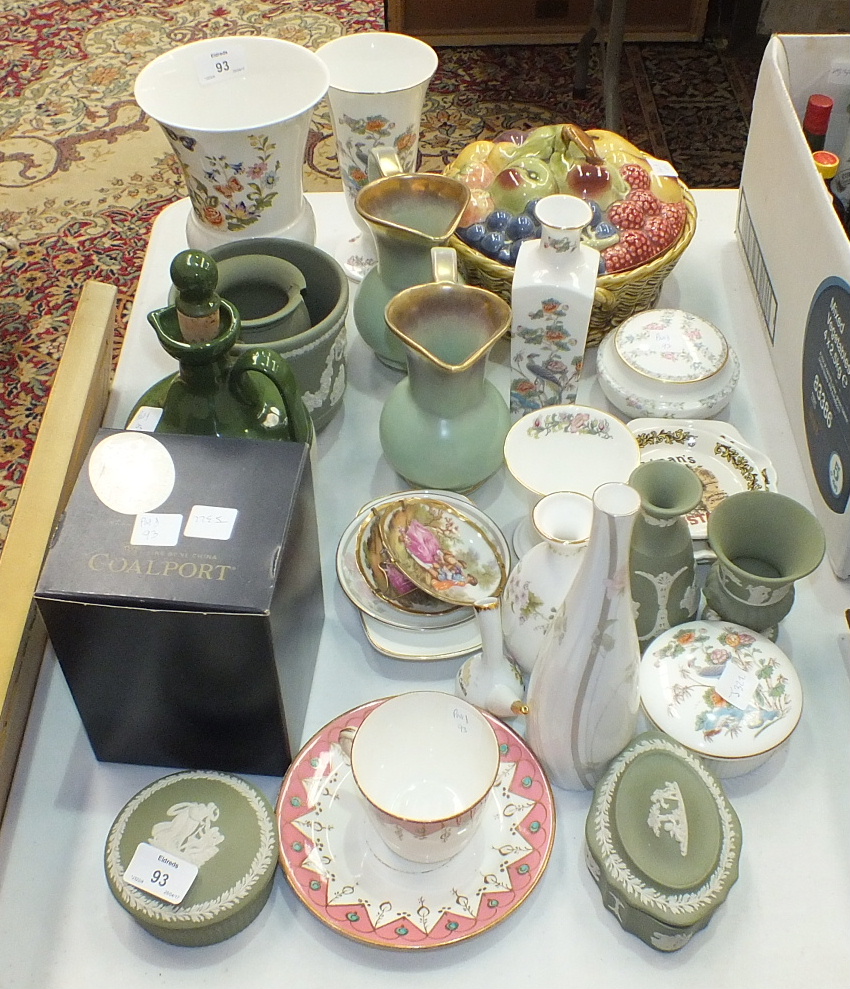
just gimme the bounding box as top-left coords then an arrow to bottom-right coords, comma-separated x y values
170,132 -> 281,232
653,626 -> 794,744
511,297 -> 584,415
526,408 -> 613,440
337,113 -> 417,196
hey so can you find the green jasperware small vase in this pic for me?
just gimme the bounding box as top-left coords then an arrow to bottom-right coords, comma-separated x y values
629,459 -> 703,647
703,489 -> 825,637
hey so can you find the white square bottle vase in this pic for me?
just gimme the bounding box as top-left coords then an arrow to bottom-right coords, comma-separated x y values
510,194 -> 598,419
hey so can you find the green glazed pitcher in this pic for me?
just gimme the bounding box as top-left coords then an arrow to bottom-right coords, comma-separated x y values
353,147 -> 471,370
379,247 -> 511,492
128,250 -> 313,444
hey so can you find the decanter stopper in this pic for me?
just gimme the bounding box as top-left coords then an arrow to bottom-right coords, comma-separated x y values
170,249 -> 222,343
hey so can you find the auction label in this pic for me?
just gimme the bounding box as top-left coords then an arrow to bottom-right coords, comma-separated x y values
123,841 -> 198,905
802,276 -> 850,513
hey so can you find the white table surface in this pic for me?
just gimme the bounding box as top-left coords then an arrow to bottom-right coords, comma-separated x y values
4,190 -> 850,989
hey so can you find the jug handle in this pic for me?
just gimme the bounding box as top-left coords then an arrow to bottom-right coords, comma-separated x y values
431,246 -> 458,284
367,145 -> 404,182
230,348 -> 314,445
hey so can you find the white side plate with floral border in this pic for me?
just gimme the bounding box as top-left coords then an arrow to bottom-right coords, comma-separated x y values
627,419 -> 778,540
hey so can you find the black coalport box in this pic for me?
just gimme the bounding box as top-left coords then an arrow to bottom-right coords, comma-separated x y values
35,428 -> 323,776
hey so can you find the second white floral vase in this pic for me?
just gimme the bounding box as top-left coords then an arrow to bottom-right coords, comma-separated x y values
526,481 -> 642,790
502,491 -> 594,676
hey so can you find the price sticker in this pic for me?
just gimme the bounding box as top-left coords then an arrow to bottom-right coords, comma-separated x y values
646,156 -> 679,178
127,406 -> 163,432
195,45 -> 247,85
715,661 -> 759,711
131,512 -> 183,546
184,505 -> 238,540
123,842 -> 198,905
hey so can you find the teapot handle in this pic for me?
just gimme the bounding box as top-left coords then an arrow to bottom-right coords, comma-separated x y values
229,348 -> 314,445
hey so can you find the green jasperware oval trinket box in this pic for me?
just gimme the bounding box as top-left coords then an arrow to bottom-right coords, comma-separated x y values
104,770 -> 277,947
585,731 -> 742,952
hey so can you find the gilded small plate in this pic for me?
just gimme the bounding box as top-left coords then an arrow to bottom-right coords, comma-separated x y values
355,508 -> 459,617
360,613 -> 482,661
336,512 -> 474,632
379,497 -> 508,606
628,419 -> 777,540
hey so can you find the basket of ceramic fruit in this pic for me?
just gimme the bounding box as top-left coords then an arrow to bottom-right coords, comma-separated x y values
444,123 -> 697,346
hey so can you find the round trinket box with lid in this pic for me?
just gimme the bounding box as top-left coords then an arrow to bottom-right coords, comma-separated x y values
104,770 -> 277,946
639,620 -> 803,777
585,730 -> 742,952
596,308 -> 740,420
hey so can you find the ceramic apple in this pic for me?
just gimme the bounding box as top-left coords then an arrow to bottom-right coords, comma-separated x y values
489,156 -> 557,213
448,140 -> 495,175
459,187 -> 495,227
454,160 -> 496,190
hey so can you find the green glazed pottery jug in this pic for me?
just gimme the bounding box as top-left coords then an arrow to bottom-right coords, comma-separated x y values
128,250 -> 313,444
353,147 -> 471,370
379,247 -> 511,492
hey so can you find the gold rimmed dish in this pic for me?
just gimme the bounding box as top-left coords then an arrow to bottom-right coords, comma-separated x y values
379,496 -> 508,607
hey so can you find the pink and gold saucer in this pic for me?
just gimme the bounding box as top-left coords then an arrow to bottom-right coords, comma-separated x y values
276,697 -> 555,949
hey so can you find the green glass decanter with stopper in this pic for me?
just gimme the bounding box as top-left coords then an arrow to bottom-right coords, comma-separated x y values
128,249 -> 313,444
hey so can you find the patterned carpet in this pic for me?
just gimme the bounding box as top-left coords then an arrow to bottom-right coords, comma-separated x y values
0,0 -> 762,552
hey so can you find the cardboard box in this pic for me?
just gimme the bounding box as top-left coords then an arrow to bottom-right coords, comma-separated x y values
35,428 -> 323,776
736,34 -> 850,576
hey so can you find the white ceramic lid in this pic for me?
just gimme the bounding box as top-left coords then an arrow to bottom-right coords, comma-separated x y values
640,621 -> 802,763
614,309 -> 730,384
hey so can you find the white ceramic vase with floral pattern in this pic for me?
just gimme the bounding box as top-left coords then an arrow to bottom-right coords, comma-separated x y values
135,36 -> 329,251
526,481 -> 642,790
502,491 -> 594,676
316,32 -> 438,281
510,194 -> 599,419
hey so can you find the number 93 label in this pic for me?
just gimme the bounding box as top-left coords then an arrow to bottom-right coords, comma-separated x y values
195,45 -> 247,85
123,841 -> 199,904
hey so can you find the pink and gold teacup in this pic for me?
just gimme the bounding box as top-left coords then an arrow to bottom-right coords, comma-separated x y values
339,691 -> 499,865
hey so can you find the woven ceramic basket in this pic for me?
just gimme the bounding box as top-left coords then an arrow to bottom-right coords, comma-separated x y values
449,185 -> 696,349
445,123 -> 698,348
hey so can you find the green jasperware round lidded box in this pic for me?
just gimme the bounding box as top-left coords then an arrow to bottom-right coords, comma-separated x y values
585,731 -> 742,952
104,770 -> 277,947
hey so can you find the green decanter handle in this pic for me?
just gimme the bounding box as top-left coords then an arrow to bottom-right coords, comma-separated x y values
229,348 -> 314,445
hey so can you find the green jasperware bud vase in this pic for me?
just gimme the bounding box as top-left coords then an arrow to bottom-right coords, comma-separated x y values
629,459 -> 703,647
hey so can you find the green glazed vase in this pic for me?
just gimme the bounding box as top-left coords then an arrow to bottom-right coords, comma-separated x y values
703,489 -> 825,637
379,255 -> 511,493
129,298 -> 313,444
629,459 -> 703,647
